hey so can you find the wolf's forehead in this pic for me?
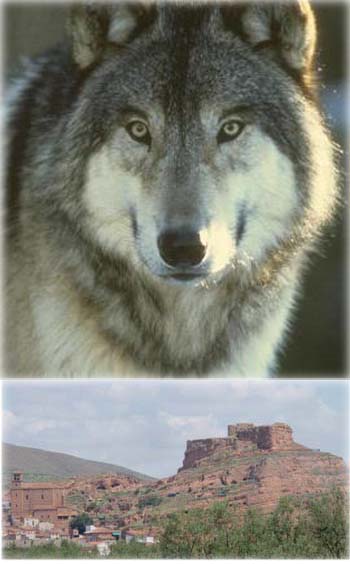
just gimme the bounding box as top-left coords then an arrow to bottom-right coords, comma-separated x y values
99,6 -> 256,106
152,5 -> 258,95
156,3 -> 219,41
111,38 -> 260,112
94,5 -> 301,136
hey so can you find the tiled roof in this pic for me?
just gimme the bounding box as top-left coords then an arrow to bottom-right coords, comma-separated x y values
124,529 -> 142,536
56,507 -> 77,516
2,527 -> 17,535
84,527 -> 113,535
32,505 -> 60,510
12,482 -> 67,490
131,530 -> 157,538
33,532 -> 51,538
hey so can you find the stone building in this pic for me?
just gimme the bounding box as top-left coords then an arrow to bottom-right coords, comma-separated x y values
10,471 -> 77,534
181,422 -> 306,470
227,422 -> 295,450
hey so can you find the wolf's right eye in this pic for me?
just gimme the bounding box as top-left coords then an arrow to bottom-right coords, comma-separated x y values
126,121 -> 151,146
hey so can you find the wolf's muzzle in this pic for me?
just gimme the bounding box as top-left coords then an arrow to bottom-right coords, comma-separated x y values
157,229 -> 207,269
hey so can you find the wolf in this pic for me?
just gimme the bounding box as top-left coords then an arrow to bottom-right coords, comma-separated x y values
5,1 -> 337,377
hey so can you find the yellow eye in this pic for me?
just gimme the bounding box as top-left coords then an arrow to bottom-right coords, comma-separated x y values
126,121 -> 151,145
218,120 -> 244,144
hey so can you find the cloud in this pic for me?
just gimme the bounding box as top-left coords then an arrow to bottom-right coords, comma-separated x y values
162,413 -> 215,431
25,419 -> 62,434
3,410 -> 19,434
159,412 -> 222,448
2,379 -> 348,478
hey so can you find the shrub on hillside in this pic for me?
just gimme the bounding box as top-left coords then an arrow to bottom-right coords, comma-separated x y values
160,489 -> 348,559
137,495 -> 162,509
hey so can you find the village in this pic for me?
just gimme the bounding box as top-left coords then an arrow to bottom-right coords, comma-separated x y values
2,423 -> 348,557
2,471 -> 157,557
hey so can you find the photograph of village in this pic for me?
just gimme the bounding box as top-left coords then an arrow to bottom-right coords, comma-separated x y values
2,379 -> 349,559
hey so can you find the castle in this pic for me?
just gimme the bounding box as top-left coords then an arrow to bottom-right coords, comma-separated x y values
181,423 -> 306,470
10,471 -> 77,534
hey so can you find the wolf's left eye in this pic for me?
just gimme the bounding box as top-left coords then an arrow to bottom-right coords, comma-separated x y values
217,120 -> 244,144
126,121 -> 151,145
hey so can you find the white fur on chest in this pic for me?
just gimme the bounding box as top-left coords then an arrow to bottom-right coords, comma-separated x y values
29,273 -> 292,378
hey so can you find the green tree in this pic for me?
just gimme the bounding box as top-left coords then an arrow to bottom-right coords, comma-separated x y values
206,502 -> 240,556
307,488 -> 348,558
160,504 -> 240,558
236,507 -> 271,557
160,509 -> 213,557
159,491 -> 348,559
269,496 -> 298,545
267,496 -> 318,558
69,512 -> 93,535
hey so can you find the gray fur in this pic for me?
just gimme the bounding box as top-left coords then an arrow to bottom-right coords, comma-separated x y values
5,2 -> 337,377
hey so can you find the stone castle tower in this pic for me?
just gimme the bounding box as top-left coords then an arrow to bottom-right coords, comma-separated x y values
180,422 -> 305,471
227,422 -> 294,450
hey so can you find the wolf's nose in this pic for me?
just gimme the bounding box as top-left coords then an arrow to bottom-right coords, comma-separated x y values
157,230 -> 207,268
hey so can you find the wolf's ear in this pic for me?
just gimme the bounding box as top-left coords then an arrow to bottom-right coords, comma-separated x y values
67,3 -> 154,69
239,1 -> 316,71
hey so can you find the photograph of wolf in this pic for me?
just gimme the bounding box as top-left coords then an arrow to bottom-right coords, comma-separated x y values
4,1 -> 346,378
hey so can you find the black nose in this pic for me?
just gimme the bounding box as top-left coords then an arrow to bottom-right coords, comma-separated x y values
157,229 -> 207,268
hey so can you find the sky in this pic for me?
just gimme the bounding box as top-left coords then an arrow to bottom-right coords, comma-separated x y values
2,379 -> 349,479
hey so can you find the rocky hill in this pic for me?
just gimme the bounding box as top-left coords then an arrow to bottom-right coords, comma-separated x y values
53,423 -> 348,534
175,423 -> 347,513
2,443 -> 155,486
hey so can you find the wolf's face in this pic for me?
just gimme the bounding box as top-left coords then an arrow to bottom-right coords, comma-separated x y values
83,68 -> 298,285
62,3 -> 331,288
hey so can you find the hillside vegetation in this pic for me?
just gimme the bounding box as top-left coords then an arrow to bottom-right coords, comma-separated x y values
2,443 -> 155,486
